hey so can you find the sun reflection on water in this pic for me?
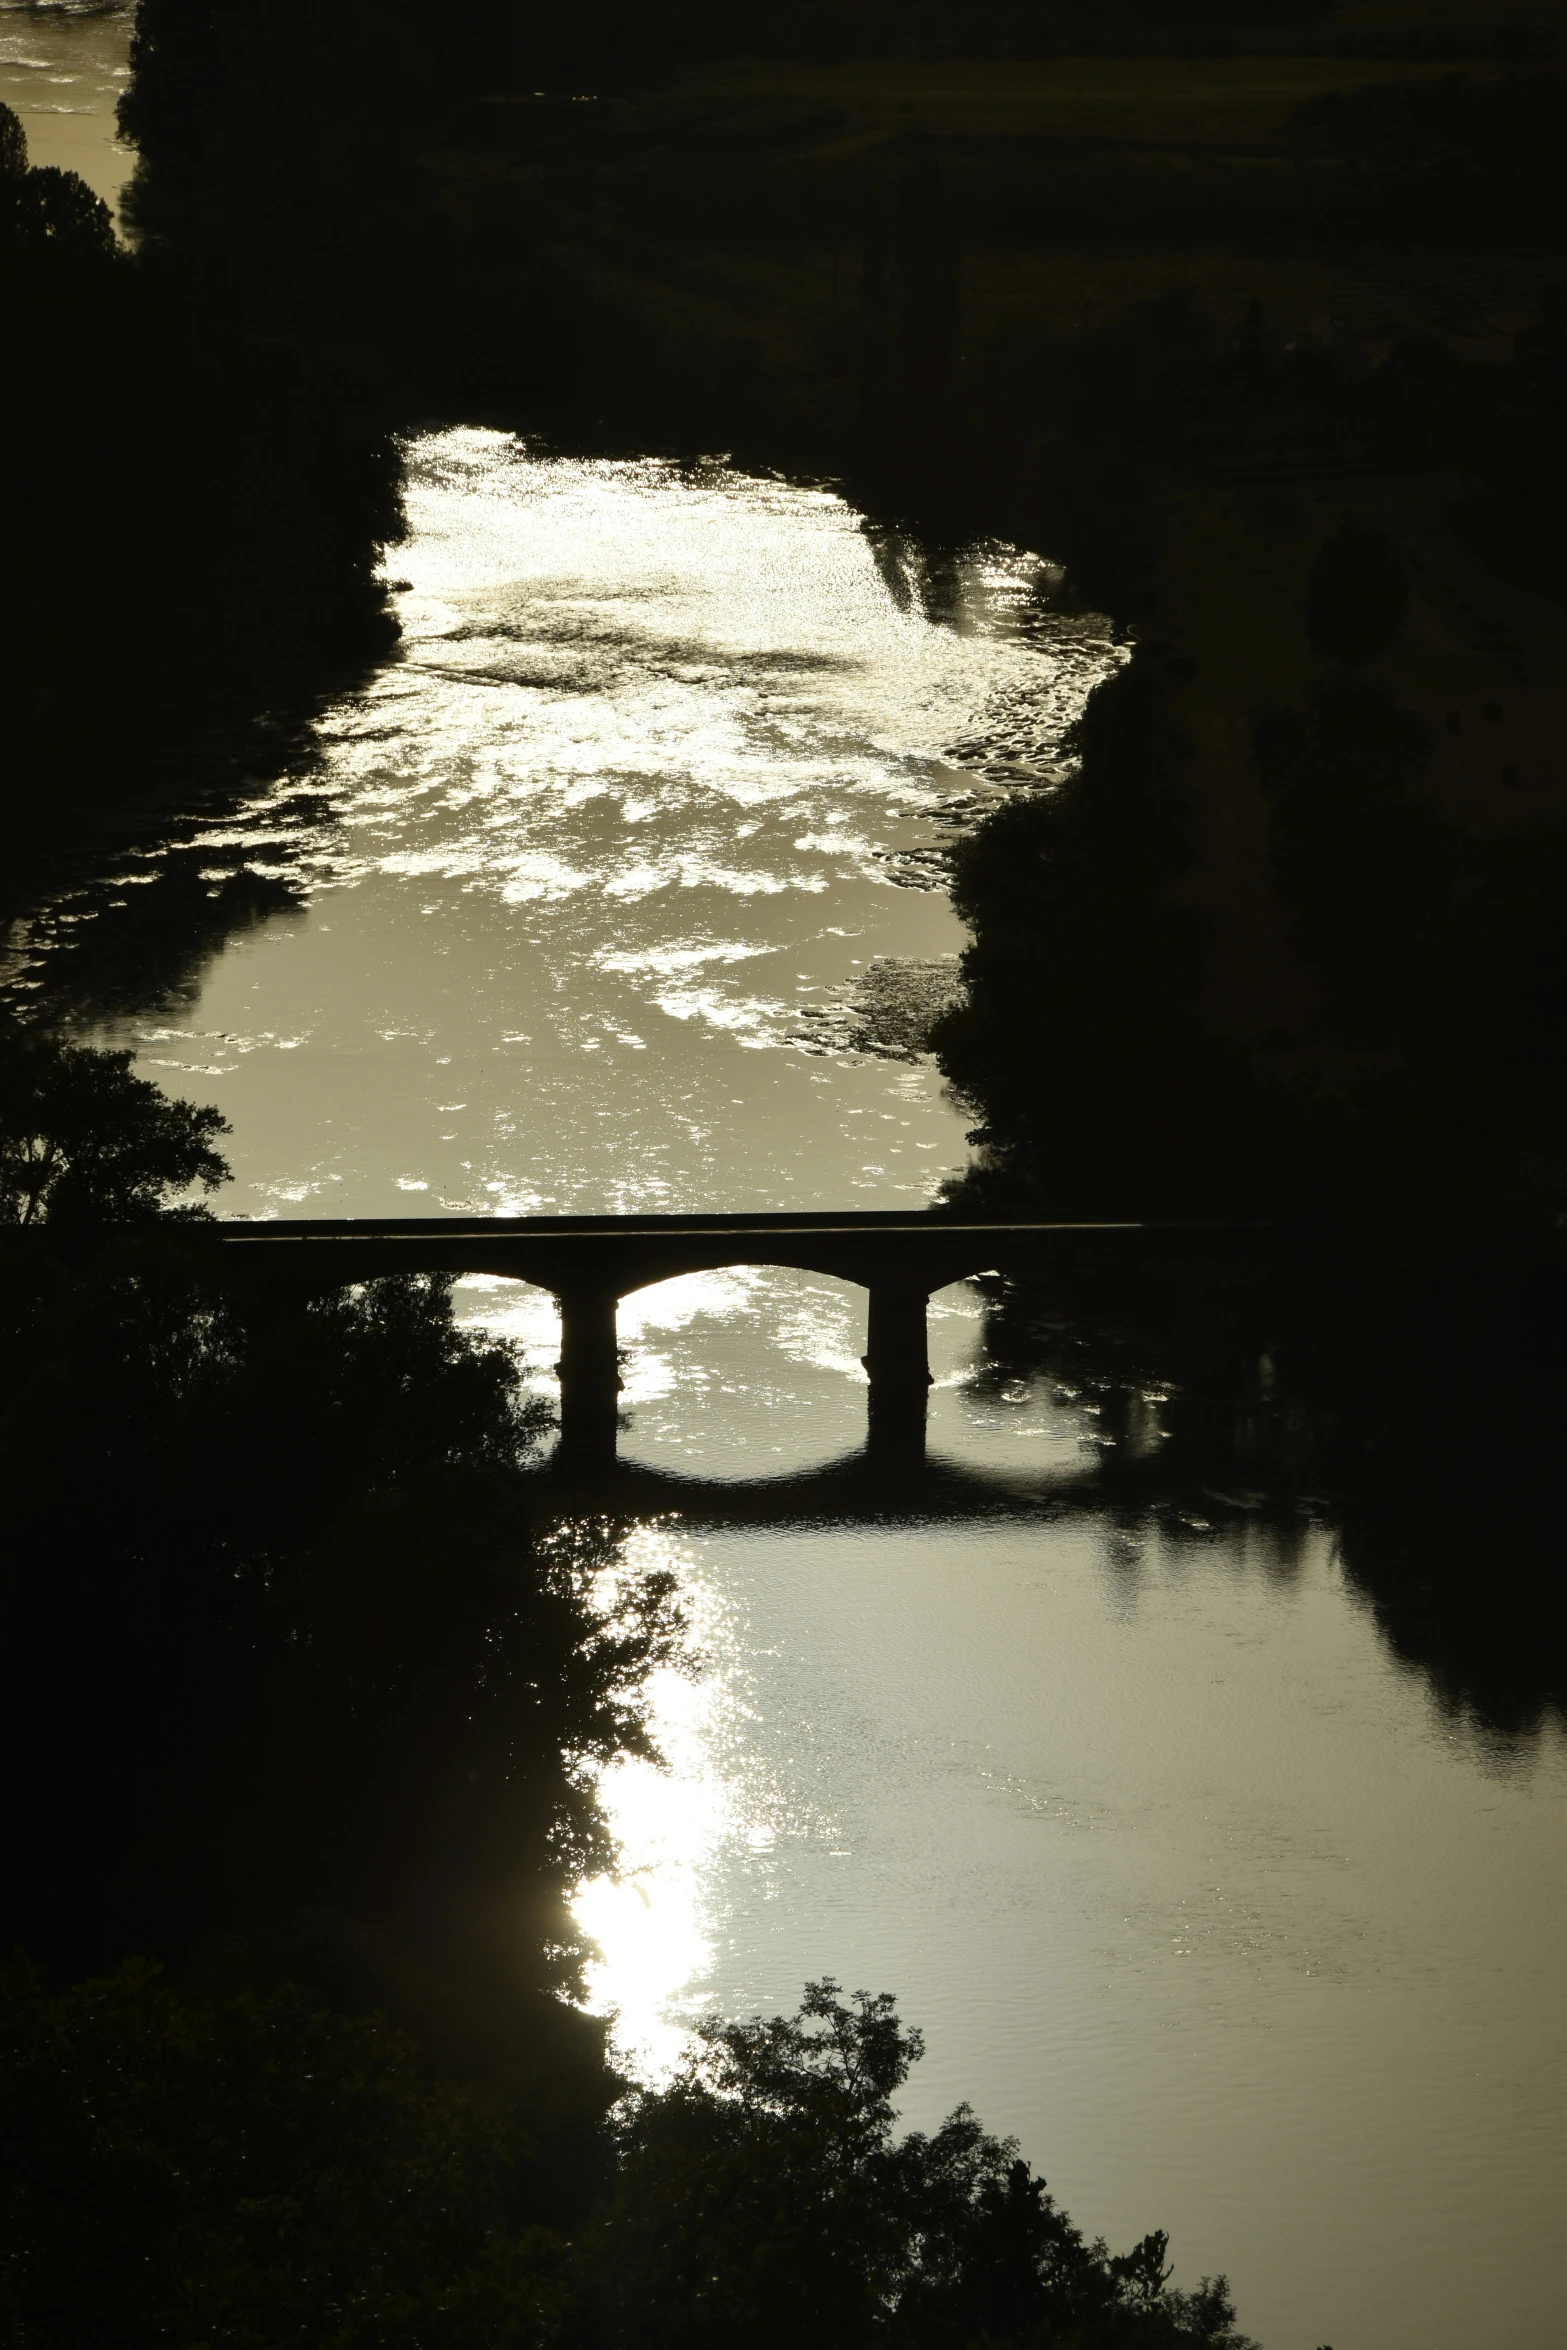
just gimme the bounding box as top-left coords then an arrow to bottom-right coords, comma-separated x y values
570,1525 -> 743,2079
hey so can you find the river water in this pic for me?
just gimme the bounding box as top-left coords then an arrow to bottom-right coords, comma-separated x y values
0,1 -> 133,222
8,17 -> 1566,2349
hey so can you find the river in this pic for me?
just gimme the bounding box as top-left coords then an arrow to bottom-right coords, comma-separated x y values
10,418 -> 1563,2350
6,16 -> 1566,2349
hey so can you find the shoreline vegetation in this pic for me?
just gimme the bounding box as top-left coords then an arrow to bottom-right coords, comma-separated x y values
0,98 -> 401,903
3,4 -> 1565,2337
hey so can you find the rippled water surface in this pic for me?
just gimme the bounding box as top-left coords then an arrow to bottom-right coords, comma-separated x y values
13,427 -> 1563,2350
37,429 -> 1106,1218
0,1 -> 133,219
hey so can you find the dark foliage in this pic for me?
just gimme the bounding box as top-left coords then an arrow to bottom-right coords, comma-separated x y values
0,1233 -> 635,1985
118,0 -> 516,270
0,1031 -> 672,2012
106,0 -> 1567,491
0,159 -> 117,254
938,267 -> 1567,1232
0,1029 -> 697,2300
583,1981 -> 1254,2348
1302,522 -> 1409,668
1292,69 -> 1567,243
0,1972 -> 1254,2350
0,1019 -> 229,1231
0,102 -> 401,859
1253,674 -> 1440,1022
586,1980 -> 1255,2349
933,655 -> 1256,1215
0,1960 -> 573,2350
1467,284 -> 1567,604
1253,678 -> 1567,1227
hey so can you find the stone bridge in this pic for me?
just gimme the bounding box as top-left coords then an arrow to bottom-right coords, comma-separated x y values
211,1212 -> 1279,1470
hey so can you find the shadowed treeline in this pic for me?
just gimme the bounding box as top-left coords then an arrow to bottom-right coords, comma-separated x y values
937,647 -> 1567,1221
931,631 -> 1565,1660
0,100 -> 399,894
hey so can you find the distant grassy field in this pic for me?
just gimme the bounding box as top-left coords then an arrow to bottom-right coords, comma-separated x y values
458,37 -> 1560,399
672,49 -> 1502,150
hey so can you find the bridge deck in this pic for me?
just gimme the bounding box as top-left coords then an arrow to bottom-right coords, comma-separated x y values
212,1212 -> 1210,1240
210,1212 -> 1269,1269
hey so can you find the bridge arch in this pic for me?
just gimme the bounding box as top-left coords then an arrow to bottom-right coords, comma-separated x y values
556,1254 -> 982,1472
607,1265 -> 876,1481
606,1243 -> 1006,1300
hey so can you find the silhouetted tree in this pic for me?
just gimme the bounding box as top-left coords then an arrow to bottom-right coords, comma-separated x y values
0,1021 -> 229,1229
0,99 -> 25,182
1253,674 -> 1440,1021
933,654 -> 1256,1216
586,1981 -> 1255,2347
0,105 -> 115,259
0,91 -> 402,846
9,163 -> 116,255
1303,521 -> 1409,667
0,1970 -> 1257,2350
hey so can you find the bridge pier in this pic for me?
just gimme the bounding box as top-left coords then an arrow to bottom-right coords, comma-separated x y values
555,1285 -> 622,1472
863,1280 -> 933,1469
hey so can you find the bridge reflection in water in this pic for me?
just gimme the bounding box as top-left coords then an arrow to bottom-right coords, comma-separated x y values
213,1213 -> 1283,1477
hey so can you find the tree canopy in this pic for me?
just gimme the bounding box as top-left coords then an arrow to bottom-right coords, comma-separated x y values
0,1971 -> 1256,2350
1302,520 -> 1410,668
589,1980 -> 1256,2348
0,1021 -> 230,1229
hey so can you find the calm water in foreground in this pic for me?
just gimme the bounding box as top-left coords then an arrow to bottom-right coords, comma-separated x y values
5,117 -> 1563,2337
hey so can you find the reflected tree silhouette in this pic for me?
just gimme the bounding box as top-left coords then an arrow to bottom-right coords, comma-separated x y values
7,850 -> 308,1031
967,1262 -> 1565,1741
